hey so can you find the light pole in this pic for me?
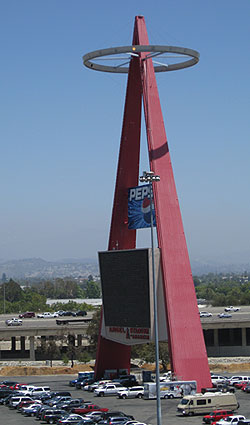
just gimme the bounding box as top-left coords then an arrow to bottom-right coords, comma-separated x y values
139,170 -> 161,425
3,283 -> 6,315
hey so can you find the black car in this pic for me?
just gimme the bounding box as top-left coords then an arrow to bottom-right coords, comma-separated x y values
43,408 -> 66,424
96,412 -> 134,422
113,375 -> 138,388
57,399 -> 84,411
75,378 -> 94,390
97,417 -> 131,425
0,389 -> 13,399
35,404 -> 51,419
75,310 -> 87,316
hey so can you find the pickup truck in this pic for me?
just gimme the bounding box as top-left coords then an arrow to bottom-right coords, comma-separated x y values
94,384 -> 127,397
224,306 -> 240,312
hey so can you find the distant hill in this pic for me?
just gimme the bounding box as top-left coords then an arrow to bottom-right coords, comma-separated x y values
0,256 -> 249,280
0,258 -> 99,280
191,259 -> 250,275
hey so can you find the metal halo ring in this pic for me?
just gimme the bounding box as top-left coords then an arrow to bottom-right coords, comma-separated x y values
83,45 -> 199,74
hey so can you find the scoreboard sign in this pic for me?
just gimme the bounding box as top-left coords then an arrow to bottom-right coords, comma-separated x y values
98,248 -> 168,345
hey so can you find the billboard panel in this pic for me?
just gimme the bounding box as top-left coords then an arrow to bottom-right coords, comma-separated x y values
99,248 -> 168,345
128,185 -> 156,229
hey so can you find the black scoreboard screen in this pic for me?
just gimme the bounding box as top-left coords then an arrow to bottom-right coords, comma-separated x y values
99,249 -> 151,328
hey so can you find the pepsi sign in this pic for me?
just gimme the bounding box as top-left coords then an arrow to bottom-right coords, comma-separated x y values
128,184 -> 156,229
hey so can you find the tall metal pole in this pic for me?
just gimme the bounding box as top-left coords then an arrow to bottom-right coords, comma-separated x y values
140,171 -> 161,425
3,283 -> 6,315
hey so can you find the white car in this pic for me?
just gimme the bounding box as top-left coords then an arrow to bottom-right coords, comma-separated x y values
215,415 -> 245,424
88,380 -> 111,391
200,311 -> 213,317
225,306 -> 240,312
211,375 -> 227,385
117,386 -> 144,399
6,318 -> 22,326
37,312 -> 58,318
94,383 -> 127,396
218,313 -> 232,318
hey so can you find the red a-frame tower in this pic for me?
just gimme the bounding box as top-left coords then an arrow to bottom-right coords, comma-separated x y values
83,16 -> 211,391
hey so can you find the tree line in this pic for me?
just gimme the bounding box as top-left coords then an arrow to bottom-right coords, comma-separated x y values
0,278 -> 100,314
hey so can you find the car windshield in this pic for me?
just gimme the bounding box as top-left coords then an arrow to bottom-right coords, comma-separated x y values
180,398 -> 189,405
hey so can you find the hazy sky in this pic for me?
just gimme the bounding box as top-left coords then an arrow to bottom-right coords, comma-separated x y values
1,1 -> 250,264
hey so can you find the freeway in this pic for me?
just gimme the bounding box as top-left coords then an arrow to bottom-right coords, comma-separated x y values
0,314 -> 92,338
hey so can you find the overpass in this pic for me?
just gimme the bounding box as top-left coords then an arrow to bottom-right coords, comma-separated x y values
1,307 -> 250,360
0,315 -> 91,360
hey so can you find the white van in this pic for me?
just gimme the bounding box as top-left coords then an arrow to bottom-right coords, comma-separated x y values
177,392 -> 238,416
9,396 -> 33,408
228,376 -> 250,385
30,386 -> 50,396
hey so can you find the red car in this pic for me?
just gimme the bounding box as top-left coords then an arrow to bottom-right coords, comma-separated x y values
203,409 -> 234,424
72,403 -> 109,414
234,381 -> 247,389
19,312 -> 35,318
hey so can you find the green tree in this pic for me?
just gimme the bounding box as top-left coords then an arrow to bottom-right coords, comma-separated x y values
86,307 -> 101,356
85,281 -> 101,298
0,279 -> 23,302
131,342 -> 169,371
36,339 -> 61,367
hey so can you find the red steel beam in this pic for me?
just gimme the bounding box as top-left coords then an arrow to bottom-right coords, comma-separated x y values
135,15 -> 211,391
94,28 -> 142,378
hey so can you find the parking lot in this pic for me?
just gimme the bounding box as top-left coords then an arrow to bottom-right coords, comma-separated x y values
2,374 -> 250,425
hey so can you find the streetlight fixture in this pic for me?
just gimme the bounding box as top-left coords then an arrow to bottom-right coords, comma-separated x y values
139,170 -> 161,425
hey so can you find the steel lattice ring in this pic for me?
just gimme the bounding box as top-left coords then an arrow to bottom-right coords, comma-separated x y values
83,45 -> 199,74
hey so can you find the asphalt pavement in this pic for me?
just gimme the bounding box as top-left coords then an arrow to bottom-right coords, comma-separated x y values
2,374 -> 250,425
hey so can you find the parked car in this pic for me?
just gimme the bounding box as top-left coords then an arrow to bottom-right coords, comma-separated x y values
117,386 -> 144,399
98,417 -> 132,425
57,413 -> 86,424
94,384 -> 126,397
29,386 -> 51,396
228,376 -> 250,386
43,408 -> 67,424
97,411 -> 134,421
9,395 -> 33,408
19,311 -> 35,318
114,375 -> 138,387
203,409 -> 234,424
211,416 -> 245,425
200,312 -> 213,317
218,313 -> 232,318
72,403 -> 109,415
211,375 -> 228,386
75,378 -> 95,390
225,306 -> 240,312
21,403 -> 42,416
17,399 -> 42,411
84,411 -> 106,420
35,403 -> 51,419
48,396 -> 72,406
88,380 -> 111,392
56,398 -> 84,411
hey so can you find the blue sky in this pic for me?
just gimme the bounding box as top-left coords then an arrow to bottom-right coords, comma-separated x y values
1,1 -> 250,265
